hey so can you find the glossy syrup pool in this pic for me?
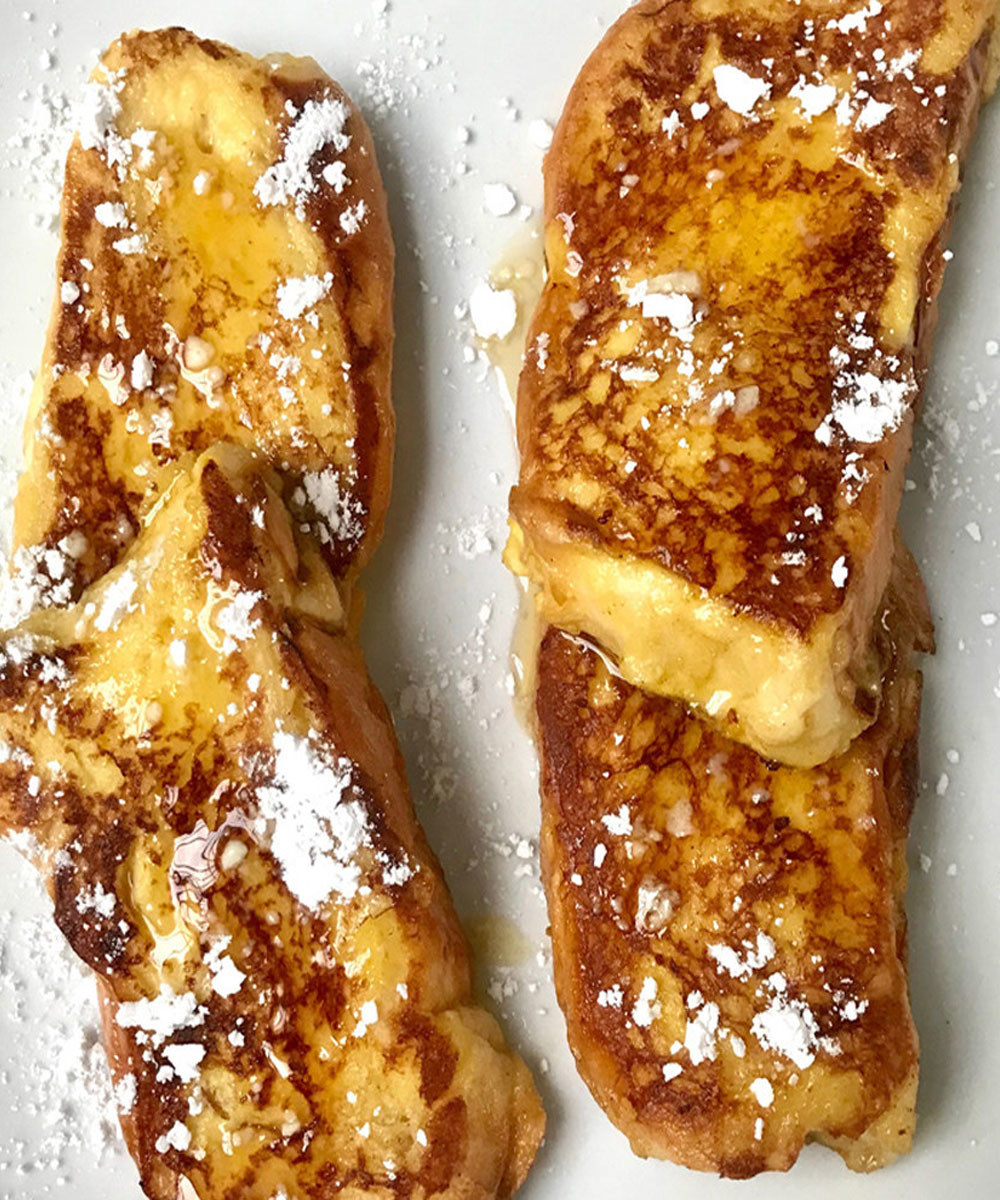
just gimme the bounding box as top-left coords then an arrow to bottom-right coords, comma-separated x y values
479,224 -> 546,741
478,221 -> 545,418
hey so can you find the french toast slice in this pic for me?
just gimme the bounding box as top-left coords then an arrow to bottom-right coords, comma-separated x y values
0,446 -> 544,1200
507,0 -> 998,767
13,28 -> 393,615
534,545 -> 932,1177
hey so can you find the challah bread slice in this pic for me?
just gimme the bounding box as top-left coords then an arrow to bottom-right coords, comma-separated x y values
534,543 -> 932,1177
507,0 -> 998,767
13,27 -> 393,617
0,445 -> 544,1200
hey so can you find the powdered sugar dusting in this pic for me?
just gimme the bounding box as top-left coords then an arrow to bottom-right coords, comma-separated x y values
1,3 -> 996,1189
0,879 -> 129,1182
2,540 -> 78,627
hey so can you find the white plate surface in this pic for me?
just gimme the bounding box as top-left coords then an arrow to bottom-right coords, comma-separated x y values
0,2 -> 998,1197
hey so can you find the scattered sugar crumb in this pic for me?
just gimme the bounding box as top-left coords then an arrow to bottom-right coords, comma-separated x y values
528,119 -> 553,150
483,182 -> 517,216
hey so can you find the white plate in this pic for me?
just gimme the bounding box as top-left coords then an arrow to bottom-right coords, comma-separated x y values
0,2 -> 998,1197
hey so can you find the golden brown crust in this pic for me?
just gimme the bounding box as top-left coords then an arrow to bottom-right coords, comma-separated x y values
534,548 -> 929,1177
13,27 -> 394,607
0,447 -> 543,1200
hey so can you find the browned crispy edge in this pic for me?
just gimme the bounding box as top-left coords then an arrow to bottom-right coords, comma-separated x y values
270,49 -> 396,584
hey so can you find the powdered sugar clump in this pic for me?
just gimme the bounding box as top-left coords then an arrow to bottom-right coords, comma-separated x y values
215,588 -> 263,652
827,0 -> 885,35
91,567 -> 137,632
749,1077 -> 775,1108
115,984 -> 205,1047
483,182 -> 517,216
707,931 -> 776,980
254,730 -> 370,910
93,200 -> 127,227
600,805 -> 632,837
255,96 -> 352,220
130,350 -> 154,390
76,73 -> 135,178
203,938 -> 245,999
75,883 -> 116,918
821,365 -> 912,443
789,78 -> 837,118
750,976 -> 838,1069
300,467 -> 366,547
76,78 -> 122,154
684,996 -> 721,1065
855,97 -> 894,130
597,984 -> 623,1009
111,232 -> 145,256
113,1075 -> 137,1115
631,976 -> 660,1028
712,64 -> 771,116
816,329 -> 916,445
469,280 -> 517,341
154,1121 -> 192,1154
162,1043 -> 206,1084
528,118 -> 553,150
276,272 -> 334,321
338,199 -> 368,235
